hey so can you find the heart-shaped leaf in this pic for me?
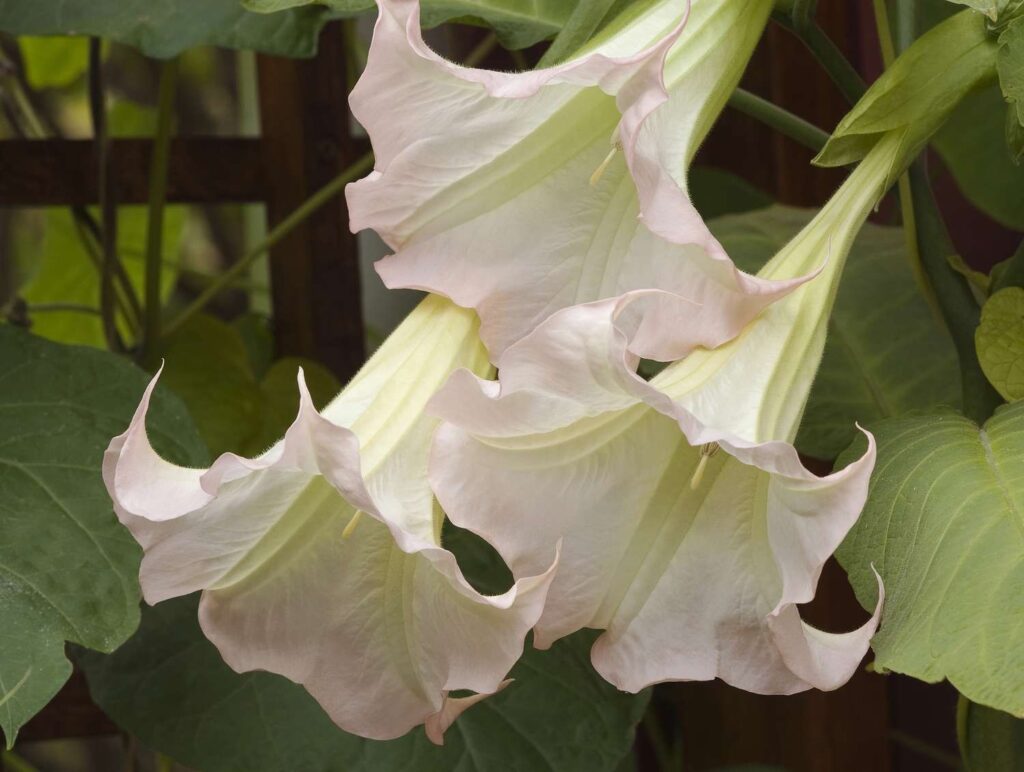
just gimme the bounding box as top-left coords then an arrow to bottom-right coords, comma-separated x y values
837,403 -> 1024,716
0,327 -> 206,746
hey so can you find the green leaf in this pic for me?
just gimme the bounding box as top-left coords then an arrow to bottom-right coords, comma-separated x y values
0,326 -> 206,746
689,167 -> 774,220
815,10 -> 999,170
16,37 -> 88,89
999,17 -> 1024,127
81,596 -> 648,771
711,206 -> 960,459
976,286 -> 1024,401
156,314 -> 262,458
238,357 -> 340,456
0,0 -> 333,59
244,0 -> 578,49
836,403 -> 1024,716
962,700 -> 1024,771
536,0 -> 618,66
19,206 -> 184,349
934,84 -> 1024,230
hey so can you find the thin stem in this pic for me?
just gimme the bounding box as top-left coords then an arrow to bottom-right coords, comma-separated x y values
641,709 -> 677,772
141,57 -> 179,361
774,11 -> 867,103
871,0 -> 934,315
956,694 -> 971,769
908,161 -> 1002,424
890,730 -> 963,770
88,37 -> 123,352
728,87 -> 829,152
163,151 -> 375,338
463,33 -> 498,68
155,753 -> 175,772
25,302 -> 103,315
1,750 -> 40,772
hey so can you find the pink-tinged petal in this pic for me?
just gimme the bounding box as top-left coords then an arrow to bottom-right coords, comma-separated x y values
424,681 -> 513,746
104,296 -> 554,741
431,293 -> 880,694
350,0 -> 806,363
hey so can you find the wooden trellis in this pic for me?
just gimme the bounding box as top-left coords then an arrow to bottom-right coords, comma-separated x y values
0,25 -> 366,381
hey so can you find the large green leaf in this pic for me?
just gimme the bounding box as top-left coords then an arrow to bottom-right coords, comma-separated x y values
20,206 -> 184,349
962,700 -> 1024,771
711,206 -> 960,459
157,314 -> 340,457
933,84 -> 1024,231
976,286 -> 1024,401
80,532 -> 649,772
999,17 -> 1024,126
837,403 -> 1024,716
0,0 -> 332,58
0,327 -> 206,747
245,0 -> 578,49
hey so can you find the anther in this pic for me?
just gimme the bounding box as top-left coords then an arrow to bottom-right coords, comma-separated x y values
589,142 -> 622,188
689,443 -> 720,490
342,509 -> 364,539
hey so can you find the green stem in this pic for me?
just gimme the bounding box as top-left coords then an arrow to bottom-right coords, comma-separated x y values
156,753 -> 175,772
908,161 -> 1002,424
727,88 -> 829,152
871,0 -> 934,316
26,302 -> 103,315
956,694 -> 971,770
890,730 -> 963,770
464,33 -> 498,68
141,57 -> 179,362
88,37 -> 123,352
774,9 -> 867,103
163,151 -> 375,338
1,750 -> 40,772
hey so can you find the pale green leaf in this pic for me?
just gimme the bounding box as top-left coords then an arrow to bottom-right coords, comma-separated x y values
0,0 -> 332,58
711,206 -> 960,459
976,286 -> 1024,401
0,327 -> 206,746
816,10 -> 998,170
962,700 -> 1024,771
837,403 -> 1024,716
16,37 -> 88,89
19,206 -> 184,349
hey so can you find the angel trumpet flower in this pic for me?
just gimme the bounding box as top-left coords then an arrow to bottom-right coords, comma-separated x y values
103,295 -> 556,743
427,136 -> 911,696
347,0 -> 811,364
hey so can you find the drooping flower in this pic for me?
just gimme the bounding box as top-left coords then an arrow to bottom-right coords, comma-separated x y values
347,0 -> 811,363
103,295 -> 556,742
427,134 -> 909,695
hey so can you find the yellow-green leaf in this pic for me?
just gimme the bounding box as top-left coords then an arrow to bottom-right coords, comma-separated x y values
976,286 -> 1024,401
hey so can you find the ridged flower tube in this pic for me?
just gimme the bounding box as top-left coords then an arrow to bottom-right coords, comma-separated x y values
103,295 -> 555,742
347,0 -> 811,364
426,137 -> 911,696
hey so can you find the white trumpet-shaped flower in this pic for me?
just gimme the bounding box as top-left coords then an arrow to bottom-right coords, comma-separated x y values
347,0 -> 811,364
427,136 -> 908,696
103,295 -> 556,742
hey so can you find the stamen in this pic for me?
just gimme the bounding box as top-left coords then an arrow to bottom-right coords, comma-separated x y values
689,443 -> 720,490
342,509 -> 364,539
589,142 -> 622,188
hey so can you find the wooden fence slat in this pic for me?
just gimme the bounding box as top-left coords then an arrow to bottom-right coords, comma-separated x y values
0,138 -> 268,205
257,23 -> 365,381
